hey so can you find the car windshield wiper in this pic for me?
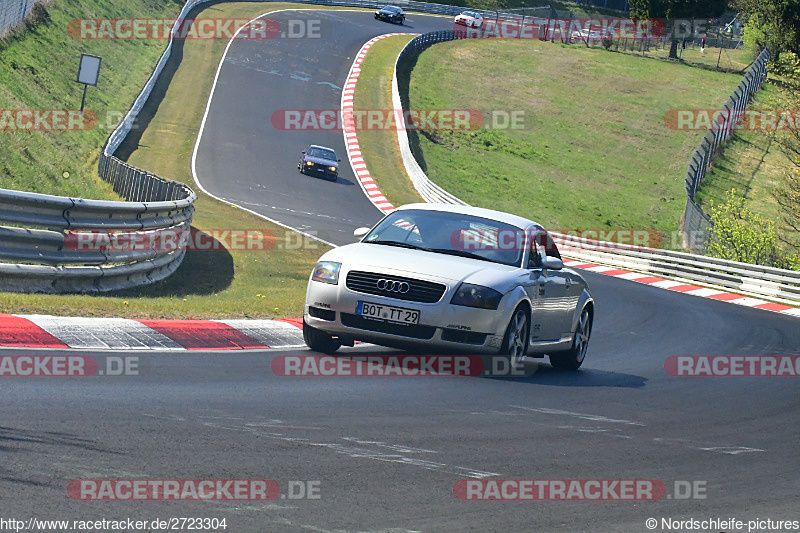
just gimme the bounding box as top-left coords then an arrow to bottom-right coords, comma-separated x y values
428,248 -> 497,263
366,240 -> 429,251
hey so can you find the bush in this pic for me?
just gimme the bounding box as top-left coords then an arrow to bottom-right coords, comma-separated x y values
706,189 -> 800,269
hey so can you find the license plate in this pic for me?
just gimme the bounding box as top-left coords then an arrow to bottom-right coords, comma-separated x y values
357,301 -> 419,324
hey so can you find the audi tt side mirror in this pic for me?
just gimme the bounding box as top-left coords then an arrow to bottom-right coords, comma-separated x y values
542,257 -> 563,270
353,227 -> 370,239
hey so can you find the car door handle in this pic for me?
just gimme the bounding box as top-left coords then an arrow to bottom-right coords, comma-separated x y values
565,278 -> 572,289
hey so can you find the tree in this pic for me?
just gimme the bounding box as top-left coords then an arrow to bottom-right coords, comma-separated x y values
732,0 -> 800,58
643,0 -> 730,58
770,69 -> 800,251
773,168 -> 800,250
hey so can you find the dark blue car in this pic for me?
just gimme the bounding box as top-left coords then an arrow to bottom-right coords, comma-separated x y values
298,145 -> 340,181
375,6 -> 405,24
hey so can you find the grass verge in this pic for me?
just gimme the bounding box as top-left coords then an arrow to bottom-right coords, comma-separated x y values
353,34 -> 423,207
404,38 -> 744,245
0,2 -> 343,318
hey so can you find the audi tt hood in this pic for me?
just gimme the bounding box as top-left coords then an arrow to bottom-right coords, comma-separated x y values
319,242 -> 522,289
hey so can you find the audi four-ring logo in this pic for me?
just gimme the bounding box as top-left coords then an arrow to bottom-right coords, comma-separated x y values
377,278 -> 410,293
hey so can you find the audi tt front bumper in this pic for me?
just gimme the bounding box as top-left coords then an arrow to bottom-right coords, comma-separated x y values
303,266 -> 522,353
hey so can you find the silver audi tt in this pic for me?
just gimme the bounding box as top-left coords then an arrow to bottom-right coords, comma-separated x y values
303,203 -> 594,370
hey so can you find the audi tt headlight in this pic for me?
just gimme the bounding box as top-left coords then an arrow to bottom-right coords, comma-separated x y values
311,261 -> 341,284
305,160 -> 314,166
450,283 -> 503,310
329,166 -> 337,172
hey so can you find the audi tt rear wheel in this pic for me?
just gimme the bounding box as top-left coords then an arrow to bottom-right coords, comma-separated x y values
550,307 -> 591,370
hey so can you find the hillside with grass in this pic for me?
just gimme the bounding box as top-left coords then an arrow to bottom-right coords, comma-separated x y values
405,39 -> 745,244
0,0 -> 191,198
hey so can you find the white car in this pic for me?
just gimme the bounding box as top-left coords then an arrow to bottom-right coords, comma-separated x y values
571,28 -> 601,42
454,10 -> 484,28
303,204 -> 594,370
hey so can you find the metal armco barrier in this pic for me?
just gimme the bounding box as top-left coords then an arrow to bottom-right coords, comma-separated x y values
551,232 -> 800,305
0,177 -> 195,293
393,30 -> 469,205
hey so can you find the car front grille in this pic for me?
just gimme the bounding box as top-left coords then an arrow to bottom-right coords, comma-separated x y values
346,271 -> 446,303
309,163 -> 331,173
341,313 -> 436,339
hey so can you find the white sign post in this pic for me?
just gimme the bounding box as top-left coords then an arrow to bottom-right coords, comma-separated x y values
76,54 -> 102,111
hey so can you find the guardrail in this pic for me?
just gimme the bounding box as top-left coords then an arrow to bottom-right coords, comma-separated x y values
393,30 -> 469,205
0,166 -> 195,293
4,0 -> 532,295
551,232 -> 800,304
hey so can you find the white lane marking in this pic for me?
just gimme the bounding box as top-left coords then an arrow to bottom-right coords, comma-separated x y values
509,405 -> 646,426
730,297 -> 769,307
192,415 -> 499,479
697,446 -> 765,455
648,280 -> 686,289
614,271 -> 656,280
583,265 -> 621,272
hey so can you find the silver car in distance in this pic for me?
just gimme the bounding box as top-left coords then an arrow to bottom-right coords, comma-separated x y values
303,203 -> 594,370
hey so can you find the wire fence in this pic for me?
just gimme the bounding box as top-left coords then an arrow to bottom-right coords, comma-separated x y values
680,46 -> 770,252
0,0 -> 37,36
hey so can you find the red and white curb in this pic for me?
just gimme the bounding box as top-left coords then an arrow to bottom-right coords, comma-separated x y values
2,260 -> 798,349
0,314 -> 305,350
562,260 -> 800,317
341,33 -> 417,215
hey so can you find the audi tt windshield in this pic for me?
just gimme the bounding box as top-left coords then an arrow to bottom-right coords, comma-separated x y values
362,209 -> 526,267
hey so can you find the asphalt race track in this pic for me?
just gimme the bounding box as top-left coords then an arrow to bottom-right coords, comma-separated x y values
2,9 -> 799,533
2,271 -> 799,531
194,10 -> 452,245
